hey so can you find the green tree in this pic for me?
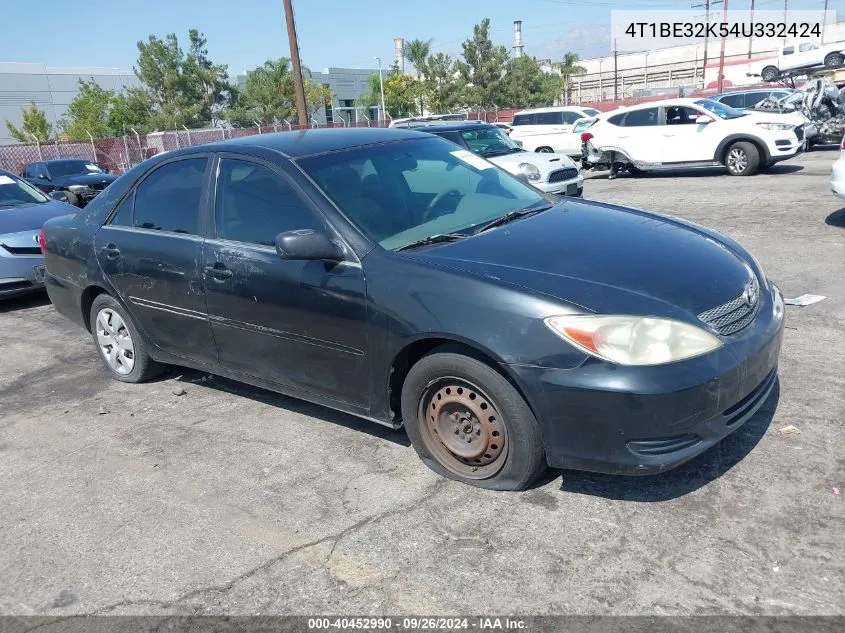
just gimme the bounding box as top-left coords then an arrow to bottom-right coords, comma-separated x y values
404,38 -> 432,80
502,56 -> 562,109
135,29 -> 231,128
454,19 -> 510,109
424,53 -> 462,113
60,80 -> 114,140
558,52 -> 586,105
304,80 -> 333,120
5,102 -> 52,142
109,87 -> 153,134
359,66 -> 420,118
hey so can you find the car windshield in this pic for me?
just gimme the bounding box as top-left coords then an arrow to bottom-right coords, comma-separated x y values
298,137 -> 547,251
459,127 -> 522,157
695,99 -> 747,119
0,173 -> 49,206
48,160 -> 103,177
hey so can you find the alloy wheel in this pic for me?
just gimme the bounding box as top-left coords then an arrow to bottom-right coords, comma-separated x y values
727,148 -> 748,174
95,308 -> 135,375
417,378 -> 507,479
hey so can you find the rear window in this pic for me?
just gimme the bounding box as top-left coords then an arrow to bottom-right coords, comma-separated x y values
573,119 -> 596,133
511,114 -> 534,126
582,108 -> 601,117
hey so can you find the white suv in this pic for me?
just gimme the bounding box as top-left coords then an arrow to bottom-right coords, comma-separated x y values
509,106 -> 601,156
582,98 -> 802,177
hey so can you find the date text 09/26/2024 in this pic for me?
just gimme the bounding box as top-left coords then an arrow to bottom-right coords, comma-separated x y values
307,618 -> 528,630
625,22 -> 821,39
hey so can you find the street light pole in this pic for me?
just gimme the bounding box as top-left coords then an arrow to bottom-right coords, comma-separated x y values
375,56 -> 387,122
283,0 -> 308,127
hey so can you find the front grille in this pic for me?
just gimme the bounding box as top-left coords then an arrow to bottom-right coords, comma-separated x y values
698,275 -> 760,336
548,168 -> 579,183
627,433 -> 703,456
2,244 -> 41,256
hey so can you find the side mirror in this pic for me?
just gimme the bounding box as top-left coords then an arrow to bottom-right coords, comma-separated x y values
695,115 -> 713,124
49,190 -> 69,202
275,229 -> 343,261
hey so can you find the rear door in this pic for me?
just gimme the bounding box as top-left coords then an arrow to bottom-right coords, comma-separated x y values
201,155 -> 370,407
94,156 -> 218,364
609,107 -> 662,163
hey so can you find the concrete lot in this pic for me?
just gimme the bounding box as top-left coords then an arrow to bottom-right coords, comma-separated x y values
1,150 -> 843,617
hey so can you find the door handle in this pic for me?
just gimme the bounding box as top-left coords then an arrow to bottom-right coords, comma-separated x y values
99,244 -> 121,259
204,263 -> 233,280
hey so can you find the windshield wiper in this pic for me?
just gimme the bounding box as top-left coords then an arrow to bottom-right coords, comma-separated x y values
394,232 -> 468,252
475,204 -> 552,234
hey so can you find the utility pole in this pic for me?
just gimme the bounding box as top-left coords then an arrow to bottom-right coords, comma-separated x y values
691,0 -> 723,88
821,0 -> 828,43
375,56 -> 387,122
748,0 -> 755,59
613,39 -> 618,101
717,0 -> 729,94
283,0 -> 308,127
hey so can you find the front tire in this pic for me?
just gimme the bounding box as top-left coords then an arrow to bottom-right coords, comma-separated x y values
401,349 -> 546,491
89,294 -> 165,383
761,66 -> 779,82
535,146 -> 554,153
824,53 -> 844,67
725,141 -> 760,176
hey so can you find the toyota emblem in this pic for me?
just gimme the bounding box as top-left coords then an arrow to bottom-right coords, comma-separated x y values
743,280 -> 758,307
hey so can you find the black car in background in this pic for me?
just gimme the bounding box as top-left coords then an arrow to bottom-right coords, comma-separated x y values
23,159 -> 117,208
41,129 -> 784,490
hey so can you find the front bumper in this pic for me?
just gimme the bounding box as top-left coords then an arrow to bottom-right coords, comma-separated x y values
535,175 -> 584,197
831,156 -> 845,199
507,283 -> 784,475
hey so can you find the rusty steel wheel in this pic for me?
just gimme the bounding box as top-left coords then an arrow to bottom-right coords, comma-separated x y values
417,377 -> 508,480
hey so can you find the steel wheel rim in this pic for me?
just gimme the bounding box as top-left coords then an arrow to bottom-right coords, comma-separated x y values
727,148 -> 747,173
417,377 -> 508,479
95,308 -> 135,375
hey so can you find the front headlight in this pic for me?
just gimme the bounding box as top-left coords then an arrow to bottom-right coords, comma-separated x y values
518,163 -> 541,181
545,315 -> 723,366
755,122 -> 794,131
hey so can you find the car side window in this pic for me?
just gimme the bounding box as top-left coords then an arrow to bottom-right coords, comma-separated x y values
215,158 -> 325,247
511,114 -> 533,126
718,94 -> 745,108
535,112 -> 563,125
799,43 -> 817,52
133,158 -> 207,234
561,112 -> 582,124
665,106 -> 705,125
607,113 -> 625,126
622,108 -> 659,127
782,46 -> 794,55
108,192 -> 134,226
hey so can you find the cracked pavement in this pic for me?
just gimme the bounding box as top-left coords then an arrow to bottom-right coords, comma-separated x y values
1,150 -> 843,616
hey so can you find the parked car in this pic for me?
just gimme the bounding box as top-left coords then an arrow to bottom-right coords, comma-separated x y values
761,40 -> 845,82
389,114 -> 467,128
22,159 -> 117,208
582,98 -> 802,176
413,121 -> 583,197
493,122 -> 513,135
0,169 -> 77,298
508,106 -> 602,155
713,89 -> 818,148
832,135 -> 845,199
42,128 -> 784,490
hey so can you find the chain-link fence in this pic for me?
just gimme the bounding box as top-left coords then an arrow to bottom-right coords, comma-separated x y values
0,119 -> 393,176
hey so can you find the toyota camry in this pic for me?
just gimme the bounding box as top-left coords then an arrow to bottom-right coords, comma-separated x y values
41,128 -> 784,490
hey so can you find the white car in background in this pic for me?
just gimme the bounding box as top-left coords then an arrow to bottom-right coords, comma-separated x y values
581,98 -> 802,177
761,40 -> 845,82
832,135 -> 845,199
508,106 -> 602,156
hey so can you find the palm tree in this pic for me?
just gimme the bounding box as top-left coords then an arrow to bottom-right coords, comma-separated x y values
404,38 -> 433,80
558,52 -> 587,104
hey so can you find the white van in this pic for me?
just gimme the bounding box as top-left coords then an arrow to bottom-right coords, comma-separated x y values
508,106 -> 602,156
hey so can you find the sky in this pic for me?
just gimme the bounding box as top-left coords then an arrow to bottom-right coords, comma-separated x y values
0,0 -> 834,75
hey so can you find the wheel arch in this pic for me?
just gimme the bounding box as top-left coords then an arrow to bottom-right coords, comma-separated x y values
80,284 -> 110,332
386,336 -> 540,426
714,135 -> 771,165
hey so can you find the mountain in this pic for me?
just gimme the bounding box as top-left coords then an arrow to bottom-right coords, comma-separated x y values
528,23 -> 613,62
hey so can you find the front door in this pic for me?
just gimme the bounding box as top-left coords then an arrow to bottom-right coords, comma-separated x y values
659,106 -> 724,163
202,156 -> 370,408
94,156 -> 218,364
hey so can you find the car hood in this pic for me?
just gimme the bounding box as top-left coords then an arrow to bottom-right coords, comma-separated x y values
51,173 -> 117,187
742,109 -> 809,124
0,200 -> 78,235
488,150 -> 577,174
407,200 -> 754,317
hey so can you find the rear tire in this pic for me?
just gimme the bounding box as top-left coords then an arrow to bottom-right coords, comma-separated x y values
824,53 -> 844,67
535,146 -> 554,153
401,349 -> 546,491
761,66 -> 779,82
725,141 -> 760,176
89,294 -> 165,383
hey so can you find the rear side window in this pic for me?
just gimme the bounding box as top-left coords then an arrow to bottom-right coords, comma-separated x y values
622,108 -> 659,127
108,192 -> 134,226
215,159 -> 324,247
718,94 -> 746,108
511,114 -> 534,126
607,113 -> 626,126
535,112 -> 563,125
782,46 -> 794,55
133,158 -> 207,234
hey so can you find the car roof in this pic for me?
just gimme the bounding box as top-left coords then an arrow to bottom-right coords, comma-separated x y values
513,106 -> 593,115
174,127 -> 432,159
40,158 -> 94,164
715,88 -> 794,97
403,122 -> 495,133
